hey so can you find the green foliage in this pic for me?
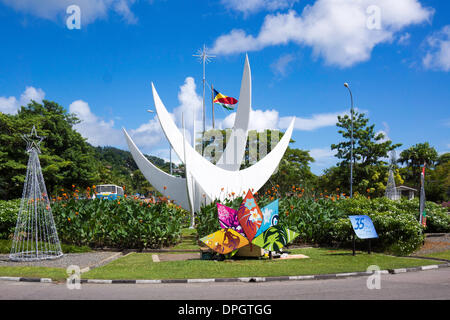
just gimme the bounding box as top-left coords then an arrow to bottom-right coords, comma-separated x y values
52,198 -> 187,249
424,153 -> 450,202
0,198 -> 187,249
264,147 -> 316,195
398,142 -> 439,189
329,110 -> 402,196
0,101 -> 100,199
0,101 -> 177,200
196,194 -> 450,256
0,199 -> 20,239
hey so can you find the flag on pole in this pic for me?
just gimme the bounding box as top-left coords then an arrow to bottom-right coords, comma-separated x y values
419,163 -> 427,227
213,89 -> 238,111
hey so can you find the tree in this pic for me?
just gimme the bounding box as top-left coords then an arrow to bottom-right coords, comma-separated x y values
398,142 -> 439,189
330,110 -> 402,195
423,152 -> 450,202
264,147 -> 315,195
0,100 -> 102,199
197,128 -> 315,195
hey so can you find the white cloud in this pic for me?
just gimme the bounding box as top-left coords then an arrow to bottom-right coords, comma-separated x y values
280,111 -> 347,131
0,0 -> 138,25
129,116 -> 164,149
0,86 -> 45,114
221,109 -> 280,132
212,0 -> 434,67
423,25 -> 450,72
376,121 -> 391,143
69,100 -> 123,146
0,96 -> 20,114
309,147 -> 338,174
271,53 -> 295,77
171,77 -> 203,144
309,148 -> 336,164
398,32 -> 411,45
219,108 -> 347,132
221,0 -> 299,16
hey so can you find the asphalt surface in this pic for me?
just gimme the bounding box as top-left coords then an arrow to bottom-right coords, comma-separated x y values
0,268 -> 449,300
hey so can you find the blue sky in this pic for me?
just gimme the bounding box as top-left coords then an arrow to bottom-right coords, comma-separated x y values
0,0 -> 449,174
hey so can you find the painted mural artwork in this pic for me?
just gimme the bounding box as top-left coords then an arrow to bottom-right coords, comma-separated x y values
217,203 -> 245,236
254,199 -> 279,239
252,225 -> 298,252
201,192 -> 298,255
237,190 -> 263,242
200,229 -> 249,254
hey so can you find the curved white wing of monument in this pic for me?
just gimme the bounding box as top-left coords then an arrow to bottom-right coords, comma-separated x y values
215,54 -> 251,171
184,118 -> 295,202
152,55 -> 251,171
122,128 -> 190,209
123,128 -> 210,212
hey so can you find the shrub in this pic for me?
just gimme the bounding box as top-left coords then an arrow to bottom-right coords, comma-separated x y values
195,195 -> 449,256
0,199 -> 20,239
52,198 -> 187,249
0,198 -> 187,249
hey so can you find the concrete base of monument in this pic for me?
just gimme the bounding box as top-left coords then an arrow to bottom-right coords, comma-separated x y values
277,254 -> 309,260
235,244 -> 264,258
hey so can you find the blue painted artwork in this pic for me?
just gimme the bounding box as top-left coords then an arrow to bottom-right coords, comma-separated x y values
349,215 -> 378,239
254,199 -> 279,238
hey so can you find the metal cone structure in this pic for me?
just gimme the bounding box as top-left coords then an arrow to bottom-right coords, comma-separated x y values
385,151 -> 400,201
10,126 -> 63,261
385,168 -> 399,200
419,164 -> 427,227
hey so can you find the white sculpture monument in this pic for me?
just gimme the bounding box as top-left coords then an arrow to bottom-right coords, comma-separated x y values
123,56 -> 295,226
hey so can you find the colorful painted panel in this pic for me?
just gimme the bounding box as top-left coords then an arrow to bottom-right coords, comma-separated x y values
254,199 -> 279,239
251,225 -> 298,252
237,191 -> 263,242
200,229 -> 249,254
217,203 -> 245,236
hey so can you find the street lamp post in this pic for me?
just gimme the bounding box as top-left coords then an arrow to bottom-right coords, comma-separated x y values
344,83 -> 354,198
148,109 -> 172,175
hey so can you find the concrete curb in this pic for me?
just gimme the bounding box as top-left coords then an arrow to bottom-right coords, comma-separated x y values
1,262 -> 448,285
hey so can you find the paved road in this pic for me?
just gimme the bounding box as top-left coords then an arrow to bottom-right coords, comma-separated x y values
0,268 -> 449,300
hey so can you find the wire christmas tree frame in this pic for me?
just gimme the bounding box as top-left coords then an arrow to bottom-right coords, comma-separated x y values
9,126 -> 63,261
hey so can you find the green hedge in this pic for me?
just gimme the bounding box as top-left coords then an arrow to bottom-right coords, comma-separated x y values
0,198 -> 187,249
196,196 -> 450,256
0,199 -> 20,239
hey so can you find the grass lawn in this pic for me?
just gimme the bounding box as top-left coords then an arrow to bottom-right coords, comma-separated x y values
0,239 -> 91,254
82,247 -> 444,281
422,250 -> 450,261
167,228 -> 199,251
0,266 -> 67,280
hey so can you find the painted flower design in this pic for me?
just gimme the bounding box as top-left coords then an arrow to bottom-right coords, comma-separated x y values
249,209 -> 262,223
244,198 -> 256,210
262,208 -> 272,224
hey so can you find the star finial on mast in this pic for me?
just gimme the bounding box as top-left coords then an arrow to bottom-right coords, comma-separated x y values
22,125 -> 44,153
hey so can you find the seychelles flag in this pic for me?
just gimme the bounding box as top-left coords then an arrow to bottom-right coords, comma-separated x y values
213,89 -> 238,111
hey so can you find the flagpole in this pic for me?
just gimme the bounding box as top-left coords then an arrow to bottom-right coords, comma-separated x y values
211,84 -> 215,129
193,45 -> 215,134
202,45 -> 206,133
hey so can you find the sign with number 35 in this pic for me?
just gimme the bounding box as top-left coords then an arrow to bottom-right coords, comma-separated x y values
349,215 -> 378,239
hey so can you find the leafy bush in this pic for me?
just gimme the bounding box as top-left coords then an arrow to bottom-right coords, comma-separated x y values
196,194 -> 450,256
0,199 -> 20,239
0,198 -> 187,249
52,198 -> 186,249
